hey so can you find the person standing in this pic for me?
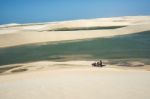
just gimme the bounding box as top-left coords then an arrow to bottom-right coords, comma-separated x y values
99,60 -> 102,67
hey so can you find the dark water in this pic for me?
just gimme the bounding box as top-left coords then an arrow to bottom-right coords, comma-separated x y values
49,26 -> 126,31
0,31 -> 150,66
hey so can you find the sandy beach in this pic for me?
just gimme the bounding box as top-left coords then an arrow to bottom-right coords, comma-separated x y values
0,16 -> 150,48
0,63 -> 150,99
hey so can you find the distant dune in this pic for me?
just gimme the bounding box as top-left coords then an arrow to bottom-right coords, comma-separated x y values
0,16 -> 150,48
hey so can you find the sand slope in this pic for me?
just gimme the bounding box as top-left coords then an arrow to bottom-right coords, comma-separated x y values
0,67 -> 150,99
0,16 -> 150,48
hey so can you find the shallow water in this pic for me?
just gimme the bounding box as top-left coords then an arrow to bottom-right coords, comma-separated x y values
0,31 -> 150,65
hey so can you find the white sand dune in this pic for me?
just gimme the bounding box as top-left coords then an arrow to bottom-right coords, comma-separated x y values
0,66 -> 150,99
0,16 -> 150,48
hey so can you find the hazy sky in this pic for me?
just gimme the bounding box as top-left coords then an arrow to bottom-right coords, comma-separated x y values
0,0 -> 150,24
